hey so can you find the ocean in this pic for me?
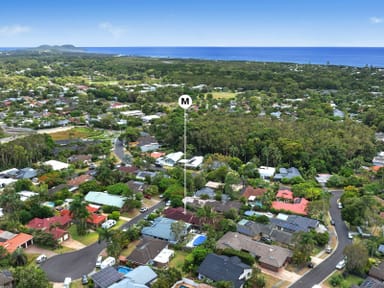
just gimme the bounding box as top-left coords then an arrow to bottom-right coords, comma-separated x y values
1,47 -> 384,68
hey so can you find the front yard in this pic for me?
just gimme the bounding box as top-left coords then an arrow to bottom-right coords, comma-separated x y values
325,271 -> 364,287
68,225 -> 99,246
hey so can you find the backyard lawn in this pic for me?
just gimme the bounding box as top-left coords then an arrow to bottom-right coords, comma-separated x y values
68,225 -> 99,246
325,271 -> 364,287
169,250 -> 188,270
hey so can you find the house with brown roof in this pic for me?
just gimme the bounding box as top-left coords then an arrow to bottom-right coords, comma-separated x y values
163,207 -> 203,227
126,237 -> 168,266
216,232 -> 292,272
67,154 -> 92,165
0,231 -> 34,253
369,261 -> 384,282
67,174 -> 92,187
241,186 -> 267,201
26,215 -> 71,242
206,200 -> 243,214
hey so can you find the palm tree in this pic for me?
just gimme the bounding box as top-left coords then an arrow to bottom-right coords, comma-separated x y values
106,230 -> 128,260
97,227 -> 114,244
10,248 -> 27,267
69,196 -> 90,236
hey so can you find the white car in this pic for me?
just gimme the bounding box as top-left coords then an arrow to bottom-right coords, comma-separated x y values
101,219 -> 116,229
139,207 -> 148,213
96,255 -> 102,268
348,232 -> 353,239
35,254 -> 47,264
336,259 -> 346,270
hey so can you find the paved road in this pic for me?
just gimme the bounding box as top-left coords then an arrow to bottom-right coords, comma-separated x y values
42,201 -> 165,282
289,190 -> 351,288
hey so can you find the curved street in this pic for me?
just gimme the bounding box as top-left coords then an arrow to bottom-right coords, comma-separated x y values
289,190 -> 350,288
42,202 -> 164,282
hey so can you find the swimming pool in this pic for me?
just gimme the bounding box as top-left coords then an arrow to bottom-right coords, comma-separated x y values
117,266 -> 132,274
193,235 -> 207,246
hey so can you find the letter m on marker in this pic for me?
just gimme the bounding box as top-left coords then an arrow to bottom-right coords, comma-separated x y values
181,97 -> 189,105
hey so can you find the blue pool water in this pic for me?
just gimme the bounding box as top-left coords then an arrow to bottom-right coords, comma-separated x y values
193,235 -> 207,246
117,266 -> 132,274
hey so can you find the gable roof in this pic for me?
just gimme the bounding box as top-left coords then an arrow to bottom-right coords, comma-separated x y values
91,267 -> 123,288
195,187 -> 215,199
87,213 -> 106,225
359,277 -> 384,288
44,160 -> 70,171
0,232 -> 33,253
198,253 -> 250,288
276,190 -> 293,200
127,237 -> 168,265
124,266 -> 157,285
274,167 -> 301,180
269,215 -> 318,233
272,198 -> 309,215
85,191 -> 126,208
270,229 -> 294,245
141,217 -> 190,243
369,262 -> 384,281
27,215 -> 72,230
164,207 -> 202,226
216,232 -> 292,269
237,219 -> 274,237
67,174 -> 92,186
118,166 -> 139,174
126,180 -> 147,194
206,200 -> 242,213
242,186 -> 267,199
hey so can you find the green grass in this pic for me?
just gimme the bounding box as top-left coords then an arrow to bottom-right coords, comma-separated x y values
54,246 -> 76,254
111,219 -> 125,230
68,225 -> 99,246
49,127 -> 105,141
326,271 -> 364,287
208,91 -> 237,99
169,250 -> 188,270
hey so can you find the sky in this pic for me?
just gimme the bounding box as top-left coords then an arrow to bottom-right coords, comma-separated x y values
0,0 -> 384,47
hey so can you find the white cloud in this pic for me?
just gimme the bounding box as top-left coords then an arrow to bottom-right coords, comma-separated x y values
99,22 -> 126,39
0,25 -> 30,36
370,17 -> 383,24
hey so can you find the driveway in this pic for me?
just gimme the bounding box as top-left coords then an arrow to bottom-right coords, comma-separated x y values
42,201 -> 165,282
289,190 -> 351,288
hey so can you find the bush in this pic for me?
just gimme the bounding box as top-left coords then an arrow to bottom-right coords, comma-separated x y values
108,211 -> 120,221
329,274 -> 343,287
102,205 -> 116,213
220,248 -> 255,266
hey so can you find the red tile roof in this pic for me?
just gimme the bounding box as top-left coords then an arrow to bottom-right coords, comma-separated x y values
49,227 -> 68,240
276,189 -> 294,200
87,213 -> 106,225
272,198 -> 309,215
150,152 -> 165,159
118,166 -> 138,174
372,165 -> 384,172
0,232 -> 33,253
242,186 -> 267,199
86,205 -> 99,213
27,215 -> 72,230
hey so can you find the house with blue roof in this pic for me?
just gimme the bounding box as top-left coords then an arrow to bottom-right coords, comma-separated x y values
141,217 -> 190,243
109,266 -> 157,288
85,191 -> 127,208
273,167 -> 301,181
195,187 -> 215,199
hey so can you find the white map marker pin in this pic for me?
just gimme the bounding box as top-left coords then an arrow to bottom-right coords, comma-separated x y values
178,94 -> 192,109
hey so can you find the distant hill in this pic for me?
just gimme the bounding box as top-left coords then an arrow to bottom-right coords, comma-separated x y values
33,44 -> 85,52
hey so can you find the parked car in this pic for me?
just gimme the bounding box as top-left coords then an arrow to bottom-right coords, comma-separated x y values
35,254 -> 47,264
165,200 -> 171,206
336,259 -> 346,270
325,246 -> 332,253
330,219 -> 335,225
101,219 -> 116,229
307,262 -> 314,268
96,255 -> 102,268
140,207 -> 148,213
338,202 -> 343,209
144,194 -> 152,199
100,256 -> 116,269
260,236 -> 272,244
348,232 -> 353,239
81,275 -> 89,285
63,277 -> 72,288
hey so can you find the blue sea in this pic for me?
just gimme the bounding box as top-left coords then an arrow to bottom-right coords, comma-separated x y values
1,46 -> 384,67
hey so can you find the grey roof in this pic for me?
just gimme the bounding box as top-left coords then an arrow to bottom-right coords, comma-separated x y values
270,215 -> 318,233
273,167 -> 301,181
198,253 -> 250,288
17,167 -> 37,179
91,267 -> 123,288
195,187 -> 215,199
237,219 -> 274,237
217,232 -> 292,269
126,237 -> 168,265
359,277 -> 384,288
270,230 -> 294,245
124,266 -> 157,285
141,217 -> 190,243
126,181 -> 147,194
85,191 -> 126,208
136,171 -> 157,180
378,245 -> 384,254
0,270 -> 13,286
109,279 -> 148,288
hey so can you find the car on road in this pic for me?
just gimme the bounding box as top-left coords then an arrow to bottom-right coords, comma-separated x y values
338,202 -> 343,209
348,232 -> 353,239
330,219 -> 335,225
336,259 -> 346,270
140,207 -> 148,213
36,254 -> 47,264
165,200 -> 171,206
81,275 -> 88,285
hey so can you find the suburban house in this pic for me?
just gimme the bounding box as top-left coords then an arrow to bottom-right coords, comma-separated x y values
155,152 -> 183,167
67,174 -> 92,187
26,215 -> 71,242
273,167 -> 301,181
206,200 -> 243,214
67,154 -> 92,165
17,191 -> 38,202
172,278 -> 214,288
126,237 -> 168,266
108,266 -> 158,288
270,214 -> 319,233
91,266 -> 124,288
0,230 -> 34,253
153,248 -> 175,267
126,180 -> 148,194
135,170 -> 157,181
118,166 -> 139,175
87,213 -> 107,229
0,270 -> 14,288
85,191 -> 127,209
197,253 -> 252,288
258,166 -> 276,180
141,217 -> 190,243
43,160 -> 70,171
195,187 -> 216,199
216,232 -> 292,271
237,219 -> 275,238
369,261 -> 384,282
272,190 -> 309,215
178,156 -> 204,169
358,277 -> 384,288
164,207 -> 204,228
136,134 -> 160,152
241,186 -> 267,201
